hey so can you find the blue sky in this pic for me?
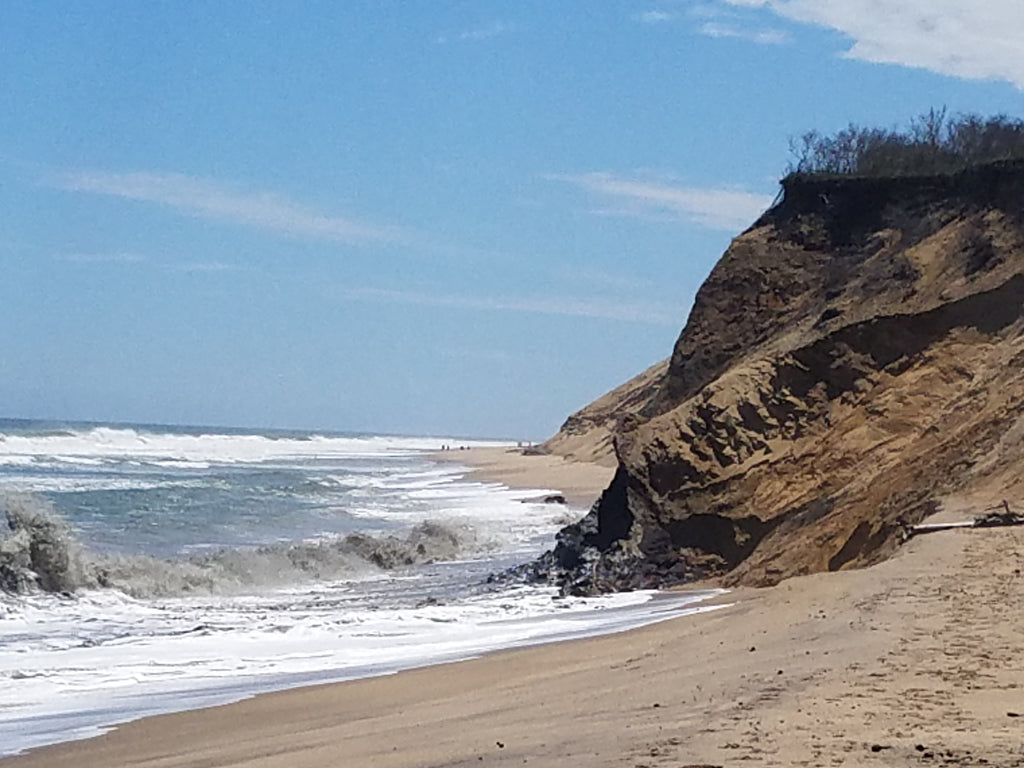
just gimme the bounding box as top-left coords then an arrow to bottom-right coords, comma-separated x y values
2,1 -> 1022,438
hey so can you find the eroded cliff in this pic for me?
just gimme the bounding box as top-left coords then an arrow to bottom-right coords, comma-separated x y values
541,359 -> 668,467
543,161 -> 1024,594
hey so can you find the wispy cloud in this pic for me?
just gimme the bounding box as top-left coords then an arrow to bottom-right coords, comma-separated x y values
719,0 -> 1024,88
54,170 -> 407,244
549,172 -> 773,232
171,261 -> 235,273
636,10 -> 676,23
567,266 -> 657,293
58,252 -> 147,264
56,251 -> 238,274
437,346 -> 518,365
699,20 -> 789,44
687,2 -> 732,18
341,286 -> 682,326
436,21 -> 513,44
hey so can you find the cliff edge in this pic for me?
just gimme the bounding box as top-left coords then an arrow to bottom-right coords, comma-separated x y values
543,160 -> 1024,594
540,359 -> 668,467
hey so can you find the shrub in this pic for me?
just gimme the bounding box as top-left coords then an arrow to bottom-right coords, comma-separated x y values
787,109 -> 1024,178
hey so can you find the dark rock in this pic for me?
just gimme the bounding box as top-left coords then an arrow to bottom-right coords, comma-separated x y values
521,445 -> 550,456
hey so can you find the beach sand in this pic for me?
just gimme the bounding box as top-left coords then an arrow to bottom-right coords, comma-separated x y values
7,449 -> 1024,767
432,445 -> 616,508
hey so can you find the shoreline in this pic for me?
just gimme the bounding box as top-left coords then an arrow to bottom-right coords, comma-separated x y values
5,450 -> 1024,766
430,444 -> 616,509
0,447 -> 627,760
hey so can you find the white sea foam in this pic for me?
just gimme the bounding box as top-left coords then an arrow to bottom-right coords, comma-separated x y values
0,475 -> 205,493
0,423 -> 710,759
0,584 -> 725,756
0,427 -> 506,467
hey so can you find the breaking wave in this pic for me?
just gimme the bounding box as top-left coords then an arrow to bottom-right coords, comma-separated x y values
0,425 -> 503,468
0,492 -> 477,599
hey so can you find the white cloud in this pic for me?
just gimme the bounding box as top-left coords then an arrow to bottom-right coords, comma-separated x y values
437,346 -> 517,365
699,20 -> 789,44
461,21 -> 511,40
171,261 -> 234,273
549,172 -> 773,231
636,10 -> 676,23
342,286 -> 682,326
55,171 -> 406,244
437,21 -> 512,44
720,0 -> 1024,87
567,266 -> 657,293
687,1 -> 732,17
57,252 -> 239,274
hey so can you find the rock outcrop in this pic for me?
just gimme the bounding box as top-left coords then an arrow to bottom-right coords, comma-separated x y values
542,161 -> 1024,594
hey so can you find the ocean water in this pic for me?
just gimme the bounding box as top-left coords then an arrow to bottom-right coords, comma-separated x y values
0,419 -> 720,756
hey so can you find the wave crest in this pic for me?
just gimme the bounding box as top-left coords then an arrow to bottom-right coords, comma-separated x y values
0,493 -> 95,594
1,493 -> 477,599
0,425 -> 505,467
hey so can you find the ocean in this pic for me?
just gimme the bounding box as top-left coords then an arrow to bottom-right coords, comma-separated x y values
0,419 -> 719,756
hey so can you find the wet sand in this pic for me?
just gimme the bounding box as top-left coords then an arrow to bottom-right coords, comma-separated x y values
6,449 -> 1024,767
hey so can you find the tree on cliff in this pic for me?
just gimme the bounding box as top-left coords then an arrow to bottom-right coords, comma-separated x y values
788,109 -> 1024,178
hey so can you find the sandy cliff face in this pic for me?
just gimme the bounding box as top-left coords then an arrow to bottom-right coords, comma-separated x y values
541,359 -> 668,467
545,162 -> 1024,594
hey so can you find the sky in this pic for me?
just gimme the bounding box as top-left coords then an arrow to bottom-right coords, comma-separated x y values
1,1 -> 1022,439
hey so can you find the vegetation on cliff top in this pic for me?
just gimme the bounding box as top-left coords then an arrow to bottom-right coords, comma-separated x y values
538,115 -> 1024,594
787,109 -> 1024,179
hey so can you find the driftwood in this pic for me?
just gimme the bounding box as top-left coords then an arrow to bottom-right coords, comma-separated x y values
908,500 -> 1024,537
910,521 -> 977,534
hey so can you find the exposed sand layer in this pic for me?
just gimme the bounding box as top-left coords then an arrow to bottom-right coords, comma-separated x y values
6,454 -> 1024,767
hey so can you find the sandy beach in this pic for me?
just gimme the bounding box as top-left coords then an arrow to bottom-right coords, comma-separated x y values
6,449 -> 1024,767
433,445 -> 617,508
